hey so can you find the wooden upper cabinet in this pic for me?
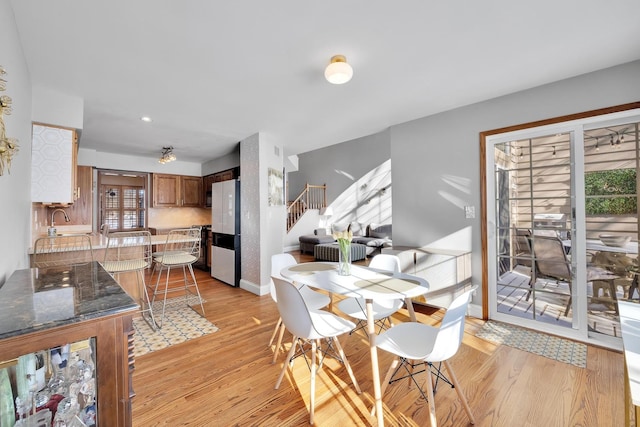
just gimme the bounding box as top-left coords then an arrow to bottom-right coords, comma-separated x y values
152,174 -> 202,207
31,123 -> 78,204
181,175 -> 203,207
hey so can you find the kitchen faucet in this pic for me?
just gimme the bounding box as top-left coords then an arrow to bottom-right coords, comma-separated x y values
48,209 -> 70,236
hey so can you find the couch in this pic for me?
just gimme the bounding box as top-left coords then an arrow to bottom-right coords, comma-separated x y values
299,223 -> 393,256
352,223 -> 392,256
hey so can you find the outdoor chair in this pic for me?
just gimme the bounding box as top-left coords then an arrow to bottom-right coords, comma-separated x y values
529,235 -> 618,316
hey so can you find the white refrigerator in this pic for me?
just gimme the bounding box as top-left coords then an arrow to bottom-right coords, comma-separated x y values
210,179 -> 241,286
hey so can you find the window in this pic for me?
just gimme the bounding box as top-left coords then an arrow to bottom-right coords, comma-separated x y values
98,170 -> 148,232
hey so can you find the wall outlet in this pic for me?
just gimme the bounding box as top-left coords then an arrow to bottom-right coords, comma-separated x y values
464,205 -> 475,219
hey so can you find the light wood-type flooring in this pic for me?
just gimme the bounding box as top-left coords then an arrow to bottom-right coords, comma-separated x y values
132,253 -> 626,426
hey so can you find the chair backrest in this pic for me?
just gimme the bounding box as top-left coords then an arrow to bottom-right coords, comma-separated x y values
272,276 -> 316,339
162,228 -> 201,258
270,253 -> 298,302
368,254 -> 401,273
530,235 -> 571,281
103,230 -> 152,272
428,286 -> 476,362
33,235 -> 94,268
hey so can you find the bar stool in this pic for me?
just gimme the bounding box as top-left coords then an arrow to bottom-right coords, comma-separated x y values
32,234 -> 94,268
101,230 -> 156,329
151,228 -> 205,329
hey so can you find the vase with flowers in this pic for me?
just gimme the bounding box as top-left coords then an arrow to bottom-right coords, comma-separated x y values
333,225 -> 353,276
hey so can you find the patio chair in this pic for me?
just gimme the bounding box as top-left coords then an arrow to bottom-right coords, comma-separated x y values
529,235 -> 618,316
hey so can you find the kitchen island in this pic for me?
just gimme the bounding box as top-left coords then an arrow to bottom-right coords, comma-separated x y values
0,262 -> 138,426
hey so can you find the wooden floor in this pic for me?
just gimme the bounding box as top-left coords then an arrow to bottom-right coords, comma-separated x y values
132,254 -> 626,426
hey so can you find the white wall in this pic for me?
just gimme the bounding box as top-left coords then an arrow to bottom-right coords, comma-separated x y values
391,59 -> 640,304
0,0 -> 33,283
32,87 -> 84,130
201,147 -> 240,176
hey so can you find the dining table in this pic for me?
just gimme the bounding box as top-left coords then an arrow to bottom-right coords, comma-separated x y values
281,261 -> 430,427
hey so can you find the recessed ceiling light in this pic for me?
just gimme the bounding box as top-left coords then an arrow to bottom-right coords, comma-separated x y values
141,116 -> 152,122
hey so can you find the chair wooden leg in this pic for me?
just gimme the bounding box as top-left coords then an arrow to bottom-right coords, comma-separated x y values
310,339 -> 317,425
443,360 -> 475,424
372,357 -> 400,416
271,323 -> 286,364
424,366 -> 437,427
333,336 -> 361,394
275,336 -> 298,389
268,317 -> 282,347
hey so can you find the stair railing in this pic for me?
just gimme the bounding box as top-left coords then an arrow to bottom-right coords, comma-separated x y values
287,183 -> 326,231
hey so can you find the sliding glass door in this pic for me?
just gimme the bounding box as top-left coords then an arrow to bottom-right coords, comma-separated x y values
486,109 -> 640,348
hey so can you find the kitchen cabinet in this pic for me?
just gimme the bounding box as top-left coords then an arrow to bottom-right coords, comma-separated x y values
31,123 -> 79,205
203,167 -> 239,207
152,173 -> 202,207
58,165 -> 93,225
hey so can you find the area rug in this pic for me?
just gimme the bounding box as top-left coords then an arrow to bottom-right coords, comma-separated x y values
475,321 -> 587,368
133,298 -> 218,357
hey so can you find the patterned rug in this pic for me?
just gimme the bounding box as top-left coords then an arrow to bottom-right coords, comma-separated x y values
133,298 -> 218,357
475,321 -> 587,368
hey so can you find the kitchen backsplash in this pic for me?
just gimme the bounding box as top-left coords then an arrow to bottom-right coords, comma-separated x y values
148,207 -> 211,228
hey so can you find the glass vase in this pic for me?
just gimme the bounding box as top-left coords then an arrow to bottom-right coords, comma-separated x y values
338,240 -> 352,276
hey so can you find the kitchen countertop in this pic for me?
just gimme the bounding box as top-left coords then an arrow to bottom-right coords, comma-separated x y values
0,261 -> 138,340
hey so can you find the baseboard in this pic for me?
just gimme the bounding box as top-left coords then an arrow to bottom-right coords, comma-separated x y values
239,279 -> 269,296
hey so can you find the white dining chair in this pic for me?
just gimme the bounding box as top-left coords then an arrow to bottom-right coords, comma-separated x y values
269,253 -> 331,363
272,276 -> 361,425
374,286 -> 477,427
337,254 -> 404,335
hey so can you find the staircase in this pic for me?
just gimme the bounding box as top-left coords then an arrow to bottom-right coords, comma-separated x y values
287,183 -> 326,231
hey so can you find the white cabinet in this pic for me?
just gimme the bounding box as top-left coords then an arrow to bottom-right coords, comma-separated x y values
31,124 -> 78,204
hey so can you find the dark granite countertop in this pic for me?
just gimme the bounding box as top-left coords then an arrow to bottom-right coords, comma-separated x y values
0,261 -> 139,340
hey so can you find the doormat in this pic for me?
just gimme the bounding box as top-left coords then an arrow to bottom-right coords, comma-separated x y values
475,321 -> 587,368
133,298 -> 218,357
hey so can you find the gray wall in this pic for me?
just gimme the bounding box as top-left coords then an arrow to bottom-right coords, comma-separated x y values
391,59 -> 640,299
288,128 -> 390,203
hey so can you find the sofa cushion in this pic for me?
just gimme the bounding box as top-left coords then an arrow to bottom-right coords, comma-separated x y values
368,223 -> 392,239
350,221 -> 366,237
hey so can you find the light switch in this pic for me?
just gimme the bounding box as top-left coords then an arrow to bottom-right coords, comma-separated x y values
464,206 -> 475,219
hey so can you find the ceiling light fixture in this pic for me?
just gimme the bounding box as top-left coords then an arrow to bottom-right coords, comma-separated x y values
158,146 -> 176,164
141,116 -> 152,122
324,55 -> 353,84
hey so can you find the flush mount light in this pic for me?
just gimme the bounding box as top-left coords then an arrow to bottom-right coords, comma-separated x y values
141,116 -> 152,122
158,146 -> 176,164
324,55 -> 353,84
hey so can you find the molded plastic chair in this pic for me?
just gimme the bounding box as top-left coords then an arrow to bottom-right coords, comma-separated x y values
337,254 -> 404,335
375,287 -> 477,427
101,230 -> 156,329
272,276 -> 361,425
151,228 -> 205,328
269,253 -> 331,363
32,235 -> 94,268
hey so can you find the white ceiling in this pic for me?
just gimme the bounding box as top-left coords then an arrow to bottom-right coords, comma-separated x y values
9,1 -> 640,163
